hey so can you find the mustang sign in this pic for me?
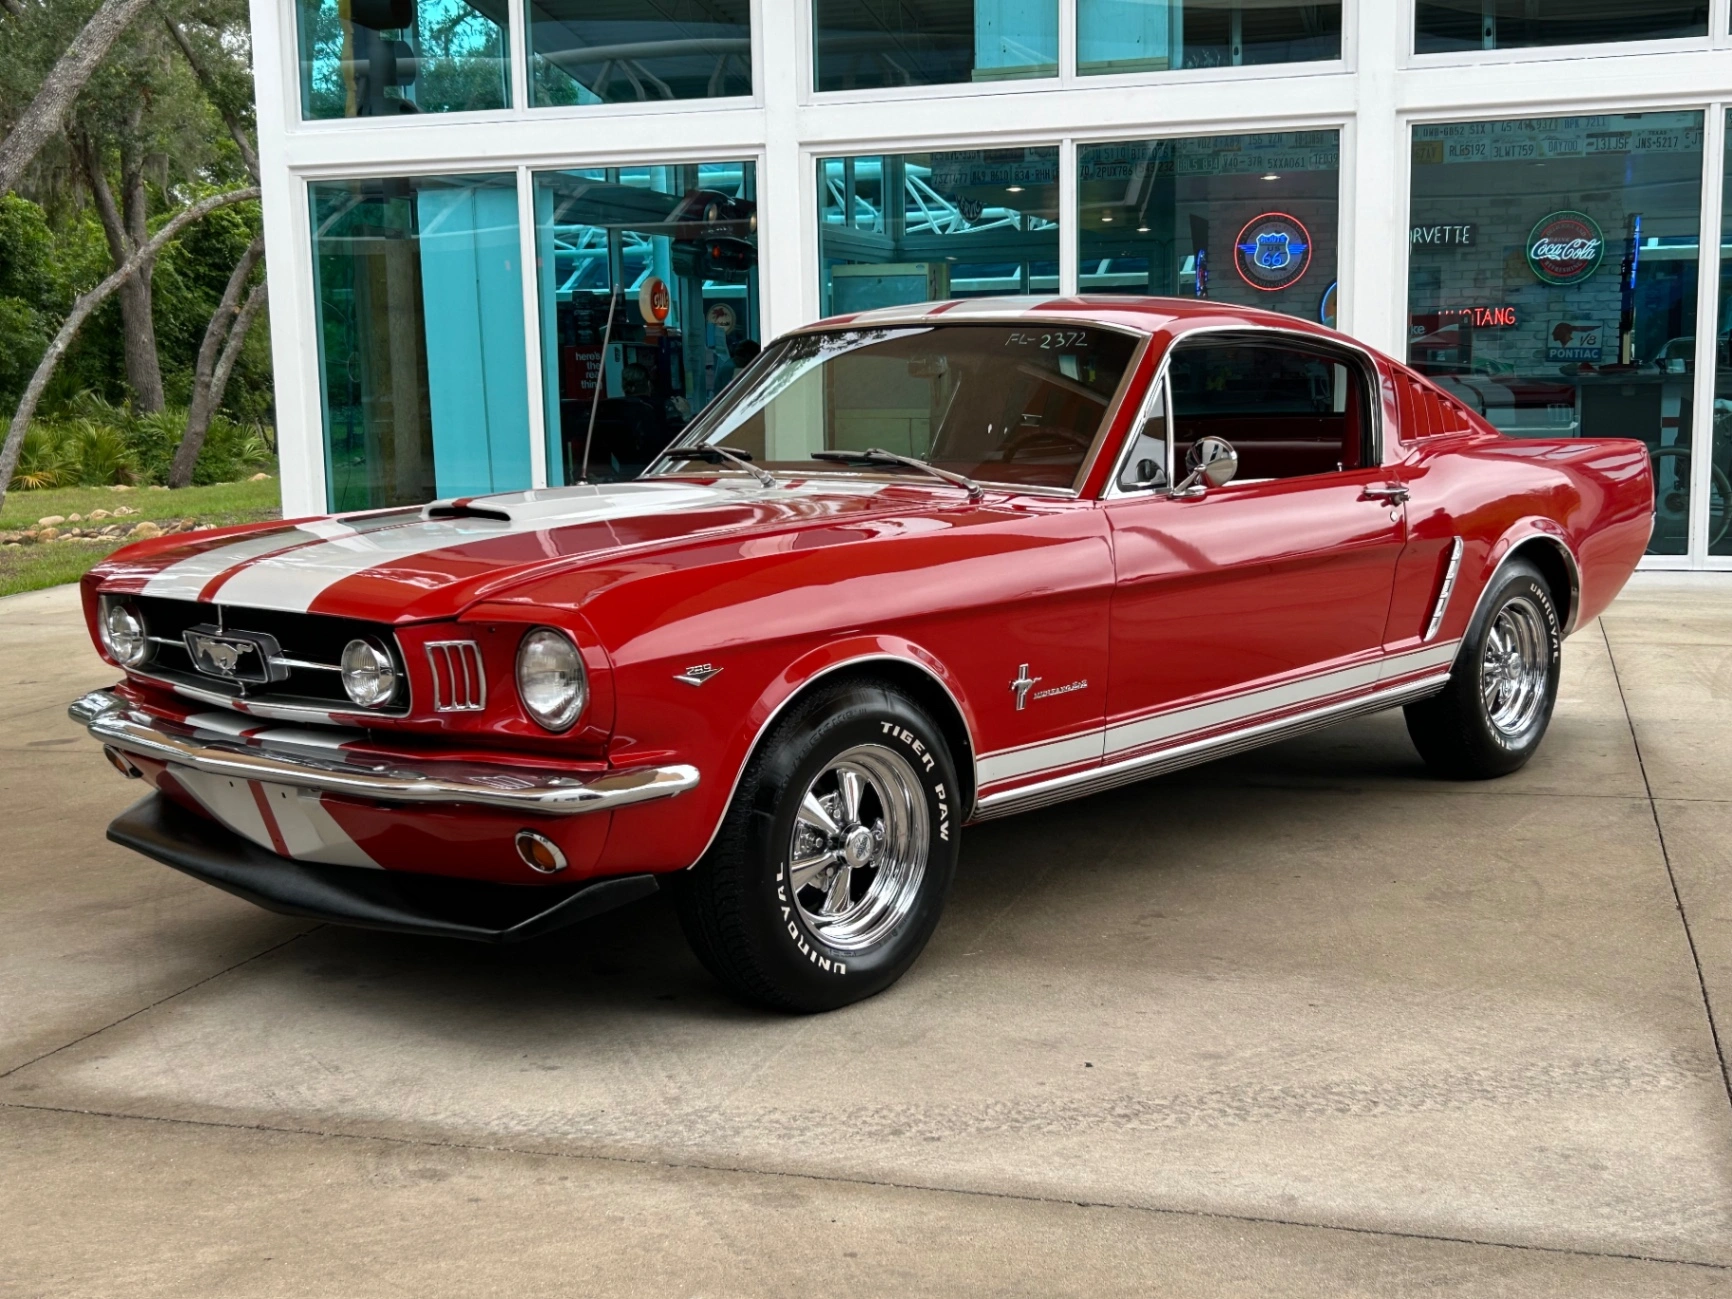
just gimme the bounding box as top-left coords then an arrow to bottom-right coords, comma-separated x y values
69,297 -> 1653,1011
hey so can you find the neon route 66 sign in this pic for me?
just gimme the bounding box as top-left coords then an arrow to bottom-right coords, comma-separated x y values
1235,213 -> 1313,293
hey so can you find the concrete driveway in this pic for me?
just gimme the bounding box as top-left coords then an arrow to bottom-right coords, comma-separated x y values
3,577 -> 1730,1297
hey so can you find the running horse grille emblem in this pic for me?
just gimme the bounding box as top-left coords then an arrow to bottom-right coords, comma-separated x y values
1011,664 -> 1042,711
204,642 -> 244,674
183,626 -> 278,684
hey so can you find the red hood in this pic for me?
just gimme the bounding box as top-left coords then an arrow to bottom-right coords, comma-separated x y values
88,478 -> 948,623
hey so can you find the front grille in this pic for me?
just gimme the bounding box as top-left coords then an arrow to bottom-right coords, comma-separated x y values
120,595 -> 410,716
426,640 -> 486,712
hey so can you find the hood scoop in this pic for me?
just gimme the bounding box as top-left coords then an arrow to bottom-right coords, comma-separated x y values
424,502 -> 511,522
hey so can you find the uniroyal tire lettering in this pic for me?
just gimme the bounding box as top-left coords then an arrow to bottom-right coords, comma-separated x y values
774,857 -> 848,976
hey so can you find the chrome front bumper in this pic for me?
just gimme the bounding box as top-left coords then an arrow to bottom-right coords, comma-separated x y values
69,690 -> 698,817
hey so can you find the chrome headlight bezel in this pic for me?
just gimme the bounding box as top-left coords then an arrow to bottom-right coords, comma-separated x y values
516,627 -> 588,733
100,600 -> 150,668
339,637 -> 398,709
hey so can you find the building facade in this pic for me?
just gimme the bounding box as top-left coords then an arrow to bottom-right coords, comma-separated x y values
251,0 -> 1732,567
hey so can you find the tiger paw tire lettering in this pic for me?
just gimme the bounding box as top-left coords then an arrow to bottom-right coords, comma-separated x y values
673,679 -> 959,1012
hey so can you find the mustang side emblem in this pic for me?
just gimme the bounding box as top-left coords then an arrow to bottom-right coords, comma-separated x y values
1013,665 -> 1088,709
675,663 -> 723,687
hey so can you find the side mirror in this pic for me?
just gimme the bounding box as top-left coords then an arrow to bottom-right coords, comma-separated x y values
1174,437 -> 1238,496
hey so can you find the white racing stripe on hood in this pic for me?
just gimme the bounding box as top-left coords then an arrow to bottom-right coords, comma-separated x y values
141,511 -> 419,602
201,479 -> 885,614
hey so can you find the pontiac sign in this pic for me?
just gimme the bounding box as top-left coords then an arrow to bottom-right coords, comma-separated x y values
1527,211 -> 1605,286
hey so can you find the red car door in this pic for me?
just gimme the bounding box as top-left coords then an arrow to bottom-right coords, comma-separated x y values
1102,334 -> 1407,765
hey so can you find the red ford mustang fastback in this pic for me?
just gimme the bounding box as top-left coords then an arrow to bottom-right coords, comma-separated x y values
70,297 -> 1654,1011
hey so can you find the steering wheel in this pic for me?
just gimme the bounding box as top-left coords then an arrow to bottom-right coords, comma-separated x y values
1002,424 -> 1093,462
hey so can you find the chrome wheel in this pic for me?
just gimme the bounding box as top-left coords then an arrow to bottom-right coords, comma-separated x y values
1480,595 -> 1550,737
787,744 -> 929,953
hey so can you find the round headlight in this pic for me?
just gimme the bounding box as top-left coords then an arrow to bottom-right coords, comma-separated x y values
516,628 -> 587,732
101,601 -> 149,668
340,638 -> 397,708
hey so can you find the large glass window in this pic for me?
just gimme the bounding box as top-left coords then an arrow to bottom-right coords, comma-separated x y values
1415,2 -> 1707,54
1079,1 -> 1340,75
311,174 -> 532,512
296,0 -> 510,119
1077,131 -> 1340,324
1408,113 -> 1704,556
813,0 -> 1057,91
818,149 -> 1059,316
532,163 -> 759,485
528,0 -> 751,106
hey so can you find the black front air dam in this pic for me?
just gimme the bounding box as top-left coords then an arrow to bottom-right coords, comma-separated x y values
108,794 -> 660,943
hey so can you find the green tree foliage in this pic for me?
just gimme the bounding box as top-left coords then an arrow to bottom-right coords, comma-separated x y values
0,0 -> 272,485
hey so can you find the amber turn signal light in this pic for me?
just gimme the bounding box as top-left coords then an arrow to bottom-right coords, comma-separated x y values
514,829 -> 567,874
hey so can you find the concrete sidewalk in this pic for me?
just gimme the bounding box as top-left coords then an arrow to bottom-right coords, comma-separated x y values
3,577 -> 1730,1297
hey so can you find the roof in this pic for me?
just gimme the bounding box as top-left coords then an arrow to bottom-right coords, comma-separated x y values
799,295 -> 1349,346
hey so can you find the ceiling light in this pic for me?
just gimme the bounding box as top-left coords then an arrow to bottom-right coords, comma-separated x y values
1261,173 -> 1281,181
1101,214 -> 1113,222
1136,225 -> 1150,233
1006,185 -> 1024,193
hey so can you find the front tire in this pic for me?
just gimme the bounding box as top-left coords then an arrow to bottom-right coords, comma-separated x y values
1404,557 -> 1562,780
673,678 -> 961,1012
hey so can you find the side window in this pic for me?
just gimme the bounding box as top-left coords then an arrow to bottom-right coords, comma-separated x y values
1168,340 -> 1371,482
1116,382 -> 1168,492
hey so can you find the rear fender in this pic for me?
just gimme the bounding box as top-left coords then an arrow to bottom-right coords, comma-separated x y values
1455,521 -> 1582,654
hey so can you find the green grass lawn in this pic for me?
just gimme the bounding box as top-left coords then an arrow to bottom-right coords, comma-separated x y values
0,476 -> 284,599
0,476 -> 283,531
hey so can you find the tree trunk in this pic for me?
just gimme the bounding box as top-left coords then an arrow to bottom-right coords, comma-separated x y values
77,128 -> 164,413
170,233 -> 264,487
0,0 -> 156,197
0,185 -> 259,514
118,137 -> 163,412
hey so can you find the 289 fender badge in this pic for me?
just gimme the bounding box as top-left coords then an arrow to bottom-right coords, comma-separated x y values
675,663 -> 723,687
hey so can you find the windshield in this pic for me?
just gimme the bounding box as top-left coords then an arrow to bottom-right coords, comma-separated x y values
652,323 -> 1142,492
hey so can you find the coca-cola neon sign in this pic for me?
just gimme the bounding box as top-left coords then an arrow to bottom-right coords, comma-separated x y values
1526,211 -> 1604,287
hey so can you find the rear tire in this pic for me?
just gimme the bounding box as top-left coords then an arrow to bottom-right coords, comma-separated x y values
1404,557 -> 1562,780
673,678 -> 960,1012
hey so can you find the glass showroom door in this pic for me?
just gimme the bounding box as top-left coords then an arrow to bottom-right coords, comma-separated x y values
532,163 -> 761,485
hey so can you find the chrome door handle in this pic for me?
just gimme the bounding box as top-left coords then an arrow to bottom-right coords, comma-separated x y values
1361,484 -> 1410,504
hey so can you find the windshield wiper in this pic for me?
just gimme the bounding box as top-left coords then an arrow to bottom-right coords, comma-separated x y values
809,448 -> 983,501
667,444 -> 777,489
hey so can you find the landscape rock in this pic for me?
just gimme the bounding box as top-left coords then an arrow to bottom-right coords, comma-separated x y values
126,522 -> 163,540
36,515 -> 64,527
66,514 -> 82,523
250,472 -> 272,481
108,484 -> 135,492
37,527 -> 59,542
112,506 -> 137,517
88,509 -> 109,520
